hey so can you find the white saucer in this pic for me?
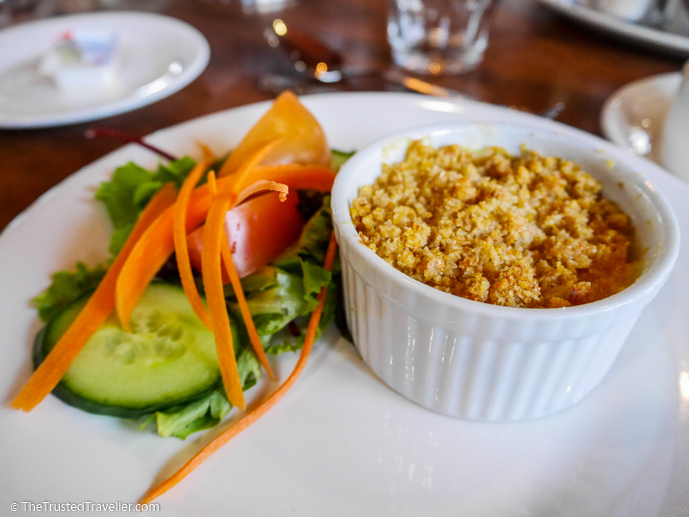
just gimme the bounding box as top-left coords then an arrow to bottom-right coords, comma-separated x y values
0,12 -> 210,129
601,72 -> 681,169
537,0 -> 689,56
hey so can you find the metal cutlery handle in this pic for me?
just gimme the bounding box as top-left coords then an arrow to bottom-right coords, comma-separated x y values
381,69 -> 474,100
381,69 -> 565,119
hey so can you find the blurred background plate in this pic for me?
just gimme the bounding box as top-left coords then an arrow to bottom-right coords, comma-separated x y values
601,72 -> 681,167
537,0 -> 689,56
0,11 -> 210,129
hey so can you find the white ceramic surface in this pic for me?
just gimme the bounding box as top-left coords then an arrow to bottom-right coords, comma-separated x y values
577,0 -> 656,23
601,72 -> 682,171
660,62 -> 689,182
0,12 -> 210,128
537,0 -> 689,55
332,121 -> 679,422
663,0 -> 689,36
1,93 -> 689,516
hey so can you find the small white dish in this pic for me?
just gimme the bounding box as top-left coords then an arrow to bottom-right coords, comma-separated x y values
537,0 -> 689,55
0,11 -> 210,129
601,72 -> 682,169
332,121 -> 680,422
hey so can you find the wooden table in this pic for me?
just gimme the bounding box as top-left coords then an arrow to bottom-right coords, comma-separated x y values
1,0 -> 685,232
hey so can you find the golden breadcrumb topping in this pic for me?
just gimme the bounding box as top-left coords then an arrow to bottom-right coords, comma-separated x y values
350,140 -> 639,308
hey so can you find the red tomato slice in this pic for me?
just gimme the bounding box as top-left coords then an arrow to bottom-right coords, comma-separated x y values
187,190 -> 303,279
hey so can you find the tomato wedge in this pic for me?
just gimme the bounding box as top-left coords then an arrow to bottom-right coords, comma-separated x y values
187,190 -> 303,279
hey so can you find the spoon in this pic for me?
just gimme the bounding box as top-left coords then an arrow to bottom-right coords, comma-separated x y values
264,20 -> 565,119
264,21 -> 347,84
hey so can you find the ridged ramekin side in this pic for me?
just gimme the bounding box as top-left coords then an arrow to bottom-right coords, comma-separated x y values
340,246 -> 640,421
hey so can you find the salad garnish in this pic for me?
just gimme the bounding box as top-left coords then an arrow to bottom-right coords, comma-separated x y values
142,231 -> 338,504
11,91 -> 351,502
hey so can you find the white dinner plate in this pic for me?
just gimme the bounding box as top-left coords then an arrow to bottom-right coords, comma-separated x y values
537,0 -> 689,56
1,93 -> 688,517
0,12 -> 209,129
601,72 -> 682,170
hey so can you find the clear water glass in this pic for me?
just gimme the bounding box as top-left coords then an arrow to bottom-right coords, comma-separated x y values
386,0 -> 495,75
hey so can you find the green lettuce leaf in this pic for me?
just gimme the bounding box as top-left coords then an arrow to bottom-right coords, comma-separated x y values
222,266 -> 279,298
301,259 -> 332,311
274,196 -> 333,271
155,389 -> 230,440
265,286 -> 338,355
154,348 -> 261,439
95,157 -> 196,255
229,268 -> 307,336
331,149 -> 355,172
32,262 -> 106,323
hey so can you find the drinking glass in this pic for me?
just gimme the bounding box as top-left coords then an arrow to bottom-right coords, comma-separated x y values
386,0 -> 496,75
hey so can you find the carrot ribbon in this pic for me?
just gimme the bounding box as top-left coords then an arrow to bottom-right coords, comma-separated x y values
202,181 -> 289,410
172,158 -> 214,330
140,231 -> 338,504
11,183 -> 178,412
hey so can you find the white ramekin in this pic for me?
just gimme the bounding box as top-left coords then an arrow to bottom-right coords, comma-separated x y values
331,121 -> 680,422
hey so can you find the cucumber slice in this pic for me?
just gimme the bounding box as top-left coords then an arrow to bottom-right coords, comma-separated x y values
34,283 -> 231,418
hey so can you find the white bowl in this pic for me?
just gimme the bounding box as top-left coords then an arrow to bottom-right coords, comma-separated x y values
331,120 -> 680,422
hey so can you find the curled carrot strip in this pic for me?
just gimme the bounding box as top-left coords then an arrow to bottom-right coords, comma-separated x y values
197,142 -> 216,163
230,138 -> 284,178
202,193 -> 245,410
12,183 -> 178,412
173,159 -> 214,331
221,235 -> 275,380
232,164 -> 335,197
224,138 -> 285,193
216,171 -> 279,379
140,231 -> 338,505
203,170 -> 231,286
206,170 -> 218,195
235,179 -> 288,205
115,182 -> 216,330
202,180 -> 290,409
